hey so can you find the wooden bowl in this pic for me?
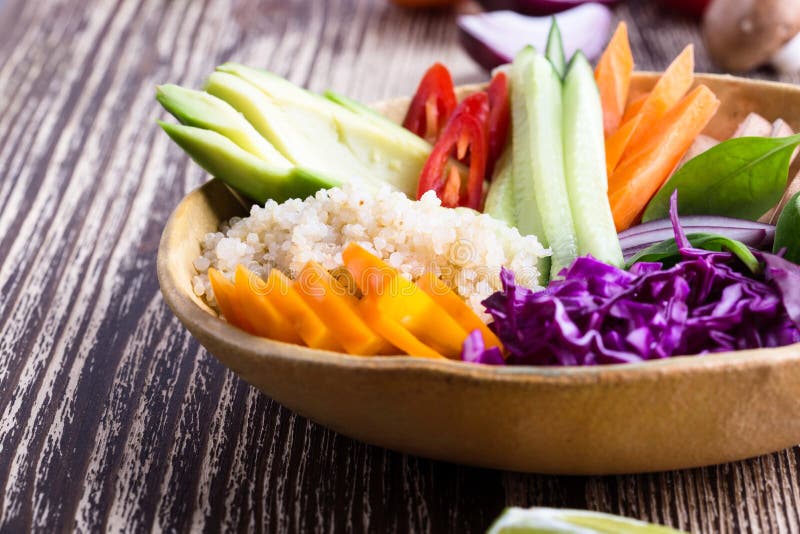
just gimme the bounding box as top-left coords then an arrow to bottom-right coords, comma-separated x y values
158,73 -> 800,475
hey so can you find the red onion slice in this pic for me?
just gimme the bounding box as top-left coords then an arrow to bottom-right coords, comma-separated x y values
457,5 -> 614,71
476,0 -> 619,16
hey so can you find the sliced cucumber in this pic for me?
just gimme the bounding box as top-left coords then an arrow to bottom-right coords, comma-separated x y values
511,47 -> 551,284
562,53 -> 624,267
545,19 -> 566,79
156,84 -> 291,168
159,122 -> 339,203
518,51 -> 579,280
484,146 -> 516,227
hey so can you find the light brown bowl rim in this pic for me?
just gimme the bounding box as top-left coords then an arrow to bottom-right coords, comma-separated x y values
157,72 -> 800,384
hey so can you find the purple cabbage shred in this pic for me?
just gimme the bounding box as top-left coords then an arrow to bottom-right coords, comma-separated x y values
465,192 -> 800,366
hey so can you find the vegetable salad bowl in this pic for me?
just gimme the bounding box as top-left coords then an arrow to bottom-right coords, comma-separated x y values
158,73 -> 800,475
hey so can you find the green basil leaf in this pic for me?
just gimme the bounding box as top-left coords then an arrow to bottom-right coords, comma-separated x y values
642,134 -> 800,222
626,232 -> 760,273
774,191 -> 800,264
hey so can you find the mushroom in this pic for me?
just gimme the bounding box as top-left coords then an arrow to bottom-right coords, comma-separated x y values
702,0 -> 800,73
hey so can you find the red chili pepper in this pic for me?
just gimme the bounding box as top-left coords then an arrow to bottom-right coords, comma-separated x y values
402,63 -> 457,143
416,92 -> 489,210
485,71 -> 511,179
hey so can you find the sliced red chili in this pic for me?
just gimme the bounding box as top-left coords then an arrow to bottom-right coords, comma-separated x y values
416,92 -> 489,210
485,71 -> 511,179
402,63 -> 457,143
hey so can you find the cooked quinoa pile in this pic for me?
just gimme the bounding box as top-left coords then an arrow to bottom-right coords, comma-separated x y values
193,184 -> 549,316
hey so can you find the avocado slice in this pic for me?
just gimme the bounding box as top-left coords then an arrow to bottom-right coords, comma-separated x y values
217,63 -> 432,197
204,71 -> 374,187
158,121 -> 339,203
156,84 -> 291,169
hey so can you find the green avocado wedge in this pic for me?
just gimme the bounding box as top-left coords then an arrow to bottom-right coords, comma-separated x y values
205,71 -> 375,188
217,63 -> 432,197
156,84 -> 291,168
158,122 -> 339,204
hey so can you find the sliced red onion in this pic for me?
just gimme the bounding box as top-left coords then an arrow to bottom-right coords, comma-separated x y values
475,0 -> 619,15
457,4 -> 613,71
619,216 -> 776,240
621,228 -> 770,260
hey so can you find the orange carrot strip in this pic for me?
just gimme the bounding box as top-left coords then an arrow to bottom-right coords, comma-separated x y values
622,92 -> 648,124
605,114 -> 642,175
622,45 -> 695,158
234,265 -> 304,344
595,22 -> 634,137
263,269 -> 343,351
608,84 -> 720,231
208,268 -> 255,333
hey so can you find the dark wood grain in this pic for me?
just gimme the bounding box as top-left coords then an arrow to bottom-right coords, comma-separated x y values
1,0 -> 799,532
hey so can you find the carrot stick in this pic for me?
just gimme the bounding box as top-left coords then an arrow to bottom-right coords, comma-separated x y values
595,22 -> 634,137
608,84 -> 720,230
622,92 -> 647,123
605,114 -> 641,175
622,45 -> 695,158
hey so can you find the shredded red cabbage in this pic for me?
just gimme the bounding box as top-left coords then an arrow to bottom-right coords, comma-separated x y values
465,193 -> 800,366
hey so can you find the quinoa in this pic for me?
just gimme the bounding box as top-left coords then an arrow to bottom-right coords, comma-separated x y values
193,184 -> 549,317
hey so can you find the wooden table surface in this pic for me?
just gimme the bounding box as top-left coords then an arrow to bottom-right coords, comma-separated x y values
2,0 -> 800,532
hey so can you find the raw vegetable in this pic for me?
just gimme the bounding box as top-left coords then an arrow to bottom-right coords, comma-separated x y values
621,45 -> 695,157
619,215 -> 776,242
216,63 -> 432,196
457,5 -> 613,72
468,195 -> 800,366
515,49 -> 578,280
486,507 -> 684,534
510,47 -> 550,283
486,71 -> 512,177
483,147 -> 516,226
204,72 -> 369,186
773,191 -> 800,264
661,0 -> 711,17
562,52 -> 623,267
157,84 -> 292,167
605,114 -> 640,174
619,215 -> 775,260
415,272 -> 502,351
545,19 -> 566,78
609,85 -> 720,230
295,261 -> 395,355
401,62 -> 457,143
475,0 -> 619,16
625,232 -> 761,273
762,253 -> 800,325
357,298 -> 445,359
643,134 -> 800,222
594,22 -> 633,137
234,266 -> 304,344
261,270 -> 343,351
342,243 -> 472,358
390,0 -> 459,7
208,268 -> 253,333
416,92 -> 489,209
158,122 -> 337,204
